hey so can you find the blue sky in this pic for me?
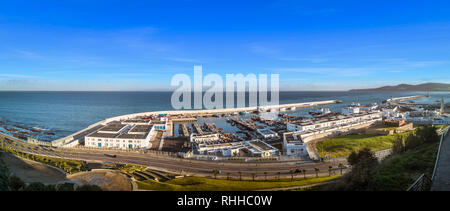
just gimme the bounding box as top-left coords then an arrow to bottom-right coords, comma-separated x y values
1,0 -> 450,91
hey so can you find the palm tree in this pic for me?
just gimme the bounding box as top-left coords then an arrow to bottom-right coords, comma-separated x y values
277,172 -> 281,181
238,171 -> 242,181
264,172 -> 268,181
314,168 -> 320,178
289,169 -> 295,181
302,169 -> 307,179
212,169 -> 219,179
328,166 -> 333,176
251,173 -> 256,181
338,163 -> 344,175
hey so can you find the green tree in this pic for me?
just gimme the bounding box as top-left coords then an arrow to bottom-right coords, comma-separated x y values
314,168 -> 320,178
24,182 -> 47,191
251,173 -> 256,181
9,175 -> 25,191
57,183 -> 76,191
212,169 -> 219,179
340,148 -> 379,191
289,169 -> 295,181
347,148 -> 377,166
392,136 -> 405,154
416,125 -> 440,143
405,134 -> 422,150
338,163 -> 344,175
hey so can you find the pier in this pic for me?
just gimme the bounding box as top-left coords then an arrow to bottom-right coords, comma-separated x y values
203,122 -> 218,133
178,123 -> 191,137
228,117 -> 257,131
192,123 -> 204,135
388,95 -> 428,102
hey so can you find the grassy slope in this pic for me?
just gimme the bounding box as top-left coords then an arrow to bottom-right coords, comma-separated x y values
0,147 -> 85,174
371,125 -> 399,131
137,175 -> 341,191
316,132 -> 412,158
371,142 -> 439,191
320,141 -> 439,191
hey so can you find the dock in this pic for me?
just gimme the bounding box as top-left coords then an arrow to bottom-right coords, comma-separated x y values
203,122 -> 218,133
192,123 -> 204,135
388,95 -> 428,102
228,117 -> 257,131
178,123 -> 191,137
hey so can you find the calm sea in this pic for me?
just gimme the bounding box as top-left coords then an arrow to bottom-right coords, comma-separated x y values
0,91 -> 448,141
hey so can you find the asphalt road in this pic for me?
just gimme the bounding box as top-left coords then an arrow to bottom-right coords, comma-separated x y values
431,132 -> 450,191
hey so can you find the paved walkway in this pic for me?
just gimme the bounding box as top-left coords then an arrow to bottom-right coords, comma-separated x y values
257,180 -> 336,191
431,134 -> 450,191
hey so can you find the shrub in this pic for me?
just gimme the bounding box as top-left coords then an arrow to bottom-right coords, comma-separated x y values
57,183 -> 76,191
24,182 -> 48,191
9,175 -> 25,191
77,184 -> 102,191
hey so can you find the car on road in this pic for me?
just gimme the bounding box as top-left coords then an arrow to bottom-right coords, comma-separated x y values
104,154 -> 117,158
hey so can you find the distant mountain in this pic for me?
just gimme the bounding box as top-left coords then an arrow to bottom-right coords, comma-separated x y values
350,83 -> 450,92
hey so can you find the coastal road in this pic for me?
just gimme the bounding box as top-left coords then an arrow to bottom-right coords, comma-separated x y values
1,134 -> 348,179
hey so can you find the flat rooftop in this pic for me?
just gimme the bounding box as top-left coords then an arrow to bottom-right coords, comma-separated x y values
129,124 -> 153,133
99,124 -> 127,132
291,111 -> 381,125
284,133 -> 303,144
249,141 -> 273,151
122,119 -> 151,123
258,128 -> 277,135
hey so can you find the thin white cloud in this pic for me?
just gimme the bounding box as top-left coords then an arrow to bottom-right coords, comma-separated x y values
12,49 -> 41,59
165,57 -> 202,63
364,58 -> 449,67
270,67 -> 377,77
278,57 -> 329,63
249,43 -> 279,55
0,74 -> 38,78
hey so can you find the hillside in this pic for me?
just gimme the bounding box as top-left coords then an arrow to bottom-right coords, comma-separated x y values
350,83 -> 450,92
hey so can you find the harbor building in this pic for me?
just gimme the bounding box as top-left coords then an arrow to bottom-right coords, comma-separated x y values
190,133 -> 220,143
287,112 -> 383,132
256,128 -> 279,139
283,133 -> 307,156
85,123 -> 159,149
195,139 -> 278,158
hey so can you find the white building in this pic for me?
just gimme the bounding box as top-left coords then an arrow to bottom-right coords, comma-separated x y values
287,112 -> 383,132
195,140 -> 278,158
342,106 -> 360,115
433,117 -> 450,125
257,128 -> 279,139
283,133 -> 307,156
190,133 -> 220,143
85,123 -> 158,149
